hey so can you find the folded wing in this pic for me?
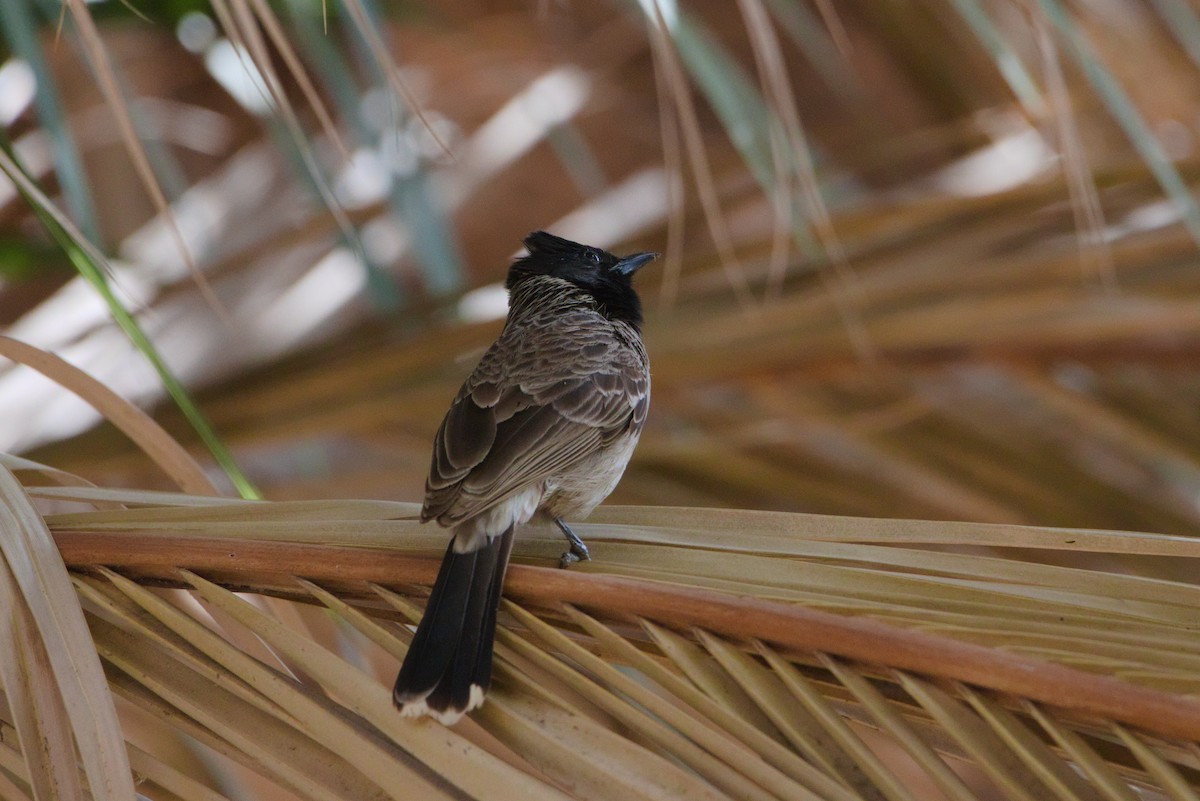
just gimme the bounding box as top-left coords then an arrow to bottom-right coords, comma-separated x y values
422,323 -> 648,526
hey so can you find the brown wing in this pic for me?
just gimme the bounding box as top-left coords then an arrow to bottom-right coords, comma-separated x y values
422,311 -> 648,527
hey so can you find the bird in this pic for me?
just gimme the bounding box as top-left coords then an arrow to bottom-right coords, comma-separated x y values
393,231 -> 655,724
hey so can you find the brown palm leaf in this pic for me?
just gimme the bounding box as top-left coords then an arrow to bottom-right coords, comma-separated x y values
5,457 -> 1199,800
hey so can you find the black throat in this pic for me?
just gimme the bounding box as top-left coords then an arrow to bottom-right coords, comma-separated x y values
574,277 -> 643,330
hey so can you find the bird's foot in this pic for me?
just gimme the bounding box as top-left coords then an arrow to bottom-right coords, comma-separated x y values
555,518 -> 591,569
558,540 -> 591,569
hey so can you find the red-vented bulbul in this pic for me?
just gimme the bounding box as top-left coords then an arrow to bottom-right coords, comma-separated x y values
393,231 -> 655,723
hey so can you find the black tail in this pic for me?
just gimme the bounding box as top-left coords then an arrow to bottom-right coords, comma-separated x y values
393,525 -> 514,723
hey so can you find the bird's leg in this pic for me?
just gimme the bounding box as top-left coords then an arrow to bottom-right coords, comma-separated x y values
554,518 -> 591,569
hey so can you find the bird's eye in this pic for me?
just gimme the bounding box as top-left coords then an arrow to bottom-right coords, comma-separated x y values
586,249 -> 601,264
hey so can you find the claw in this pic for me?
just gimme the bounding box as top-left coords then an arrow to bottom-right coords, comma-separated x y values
554,518 -> 591,569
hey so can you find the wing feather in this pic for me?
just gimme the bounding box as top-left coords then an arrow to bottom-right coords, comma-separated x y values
421,309 -> 648,527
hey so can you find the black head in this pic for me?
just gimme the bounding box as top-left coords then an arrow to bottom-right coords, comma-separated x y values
506,231 -> 656,329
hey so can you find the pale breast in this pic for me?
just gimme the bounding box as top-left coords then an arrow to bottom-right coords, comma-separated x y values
542,430 -> 642,520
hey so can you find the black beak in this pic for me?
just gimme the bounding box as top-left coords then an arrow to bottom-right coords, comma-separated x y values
614,251 -> 658,276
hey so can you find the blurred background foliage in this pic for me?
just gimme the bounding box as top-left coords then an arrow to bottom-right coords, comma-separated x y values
0,0 -> 1195,525
6,0 -> 1200,539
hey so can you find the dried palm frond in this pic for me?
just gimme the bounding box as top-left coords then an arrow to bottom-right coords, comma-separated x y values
1,469 -> 1196,800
